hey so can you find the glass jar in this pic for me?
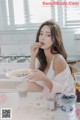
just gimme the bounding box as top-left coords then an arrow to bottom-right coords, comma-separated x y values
74,72 -> 80,103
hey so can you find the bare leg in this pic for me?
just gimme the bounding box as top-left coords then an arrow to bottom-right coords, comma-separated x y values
26,81 -> 44,92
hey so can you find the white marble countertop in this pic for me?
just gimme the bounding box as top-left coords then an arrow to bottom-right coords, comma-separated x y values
0,92 -> 78,120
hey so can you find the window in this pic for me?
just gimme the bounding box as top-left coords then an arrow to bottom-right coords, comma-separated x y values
0,0 -> 79,30
64,0 -> 80,27
13,0 -> 25,24
0,0 -> 57,30
28,0 -> 52,23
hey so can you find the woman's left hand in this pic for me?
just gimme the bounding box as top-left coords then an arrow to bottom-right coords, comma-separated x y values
26,69 -> 47,82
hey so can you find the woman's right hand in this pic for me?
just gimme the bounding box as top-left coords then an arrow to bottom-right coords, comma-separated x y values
31,42 -> 41,57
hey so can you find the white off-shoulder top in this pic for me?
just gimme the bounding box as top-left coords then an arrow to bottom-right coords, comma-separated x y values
42,58 -> 75,100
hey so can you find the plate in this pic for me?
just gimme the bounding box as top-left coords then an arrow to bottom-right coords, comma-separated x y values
6,68 -> 32,78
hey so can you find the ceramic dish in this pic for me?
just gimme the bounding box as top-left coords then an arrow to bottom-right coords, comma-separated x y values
6,68 -> 32,79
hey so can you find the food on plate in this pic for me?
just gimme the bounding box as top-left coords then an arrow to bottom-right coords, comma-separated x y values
6,68 -> 32,78
76,82 -> 80,102
76,83 -> 80,92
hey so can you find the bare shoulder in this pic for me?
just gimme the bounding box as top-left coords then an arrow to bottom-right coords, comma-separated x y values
53,54 -> 67,75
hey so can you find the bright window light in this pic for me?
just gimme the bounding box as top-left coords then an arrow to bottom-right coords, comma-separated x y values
13,0 -> 25,24
6,0 -> 10,25
28,0 -> 52,23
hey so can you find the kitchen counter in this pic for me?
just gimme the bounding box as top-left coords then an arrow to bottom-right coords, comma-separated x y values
67,55 -> 80,64
0,81 -> 22,92
0,74 -> 25,92
0,92 -> 78,120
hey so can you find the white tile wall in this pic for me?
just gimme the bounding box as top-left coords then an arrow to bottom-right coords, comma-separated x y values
0,30 -> 33,55
1,44 -> 31,56
0,35 -> 2,44
0,29 -> 80,56
1,34 -> 26,45
64,30 -> 80,55
62,29 -> 75,55
74,40 -> 80,54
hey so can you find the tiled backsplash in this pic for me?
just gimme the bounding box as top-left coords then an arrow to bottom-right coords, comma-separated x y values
0,30 -> 35,56
0,29 -> 32,73
0,44 -> 31,56
0,29 -> 80,56
0,55 -> 31,74
0,55 -> 31,63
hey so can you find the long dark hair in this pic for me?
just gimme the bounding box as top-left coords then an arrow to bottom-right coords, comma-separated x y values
36,20 -> 67,71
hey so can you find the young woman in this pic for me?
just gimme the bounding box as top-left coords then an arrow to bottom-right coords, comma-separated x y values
26,20 -> 75,100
